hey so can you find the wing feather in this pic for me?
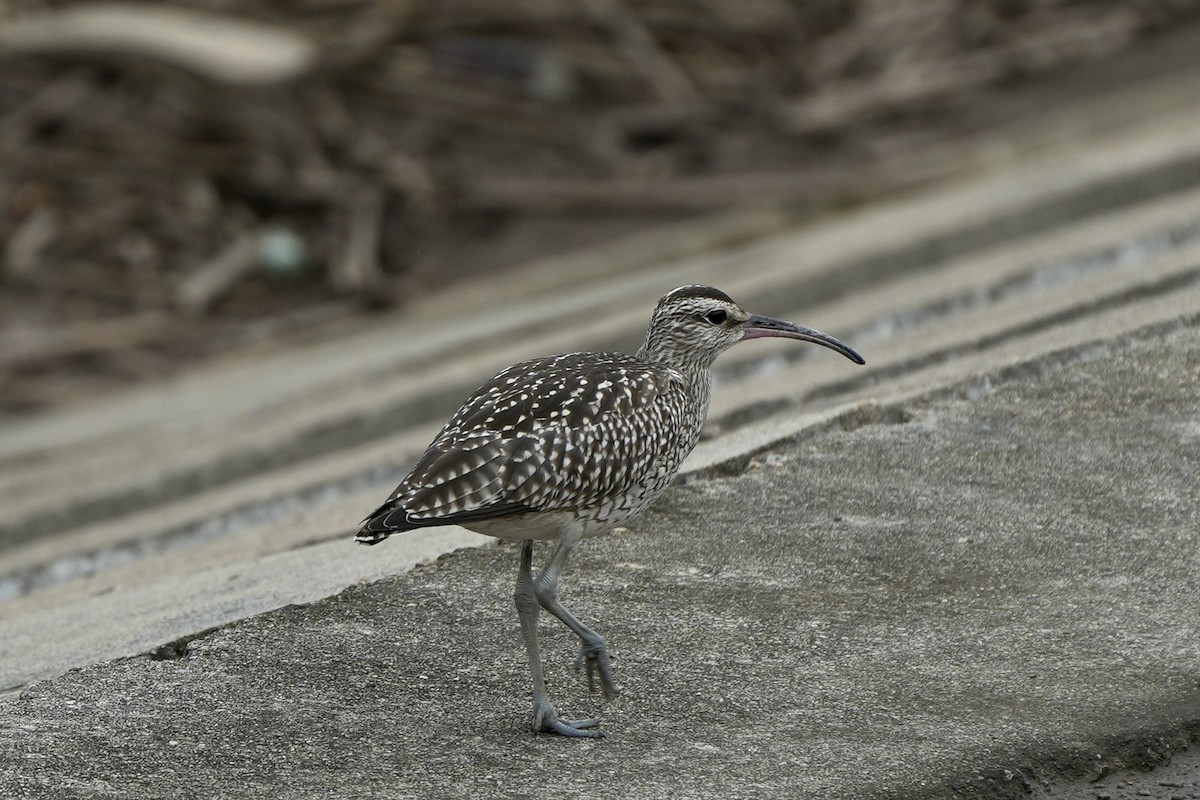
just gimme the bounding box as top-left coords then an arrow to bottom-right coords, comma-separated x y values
356,353 -> 690,542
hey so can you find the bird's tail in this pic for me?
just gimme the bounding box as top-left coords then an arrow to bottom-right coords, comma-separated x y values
354,528 -> 391,546
354,496 -> 415,545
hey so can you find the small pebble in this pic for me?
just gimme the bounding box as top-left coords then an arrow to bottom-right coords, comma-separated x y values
258,228 -> 308,276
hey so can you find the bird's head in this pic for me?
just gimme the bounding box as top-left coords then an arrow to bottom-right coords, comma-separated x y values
638,285 -> 865,371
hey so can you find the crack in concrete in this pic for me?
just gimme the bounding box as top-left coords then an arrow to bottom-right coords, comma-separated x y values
143,623 -> 226,663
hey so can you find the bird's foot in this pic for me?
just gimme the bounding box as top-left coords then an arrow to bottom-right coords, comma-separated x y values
575,641 -> 619,699
532,699 -> 603,738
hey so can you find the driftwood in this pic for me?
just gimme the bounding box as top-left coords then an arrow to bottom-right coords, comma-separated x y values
331,186 -> 387,295
574,0 -> 702,109
3,208 -> 58,277
175,229 -> 263,315
0,4 -> 317,86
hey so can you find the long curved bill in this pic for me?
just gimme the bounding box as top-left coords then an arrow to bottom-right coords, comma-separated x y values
742,313 -> 866,365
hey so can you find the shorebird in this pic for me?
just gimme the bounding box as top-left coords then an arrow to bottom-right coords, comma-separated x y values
357,285 -> 864,737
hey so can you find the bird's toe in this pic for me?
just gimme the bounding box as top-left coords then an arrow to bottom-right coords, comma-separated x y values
532,700 -> 604,738
575,643 -> 619,700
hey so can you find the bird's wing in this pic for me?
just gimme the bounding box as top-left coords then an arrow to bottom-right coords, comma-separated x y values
358,354 -> 685,537
357,436 -> 541,537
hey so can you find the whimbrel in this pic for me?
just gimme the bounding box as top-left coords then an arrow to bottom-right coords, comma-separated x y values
357,285 -> 865,737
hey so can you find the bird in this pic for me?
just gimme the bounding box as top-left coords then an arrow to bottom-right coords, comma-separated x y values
356,284 -> 865,737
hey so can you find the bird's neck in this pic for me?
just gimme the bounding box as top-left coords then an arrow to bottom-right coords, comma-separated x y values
636,341 -> 715,419
637,332 -> 716,373
688,366 -> 714,426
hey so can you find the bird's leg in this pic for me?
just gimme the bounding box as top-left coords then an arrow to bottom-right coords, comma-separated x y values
533,530 -> 619,700
514,539 -> 602,737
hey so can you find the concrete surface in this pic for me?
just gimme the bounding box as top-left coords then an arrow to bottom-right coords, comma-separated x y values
2,322 -> 1198,799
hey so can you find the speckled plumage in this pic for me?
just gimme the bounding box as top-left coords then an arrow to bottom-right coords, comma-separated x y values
357,351 -> 701,543
356,285 -> 864,738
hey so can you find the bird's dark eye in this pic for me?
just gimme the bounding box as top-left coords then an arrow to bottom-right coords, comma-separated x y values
704,309 -> 728,325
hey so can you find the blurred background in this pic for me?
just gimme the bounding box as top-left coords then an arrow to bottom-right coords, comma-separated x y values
3,0 -> 1200,415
